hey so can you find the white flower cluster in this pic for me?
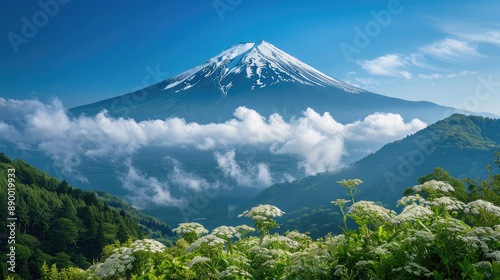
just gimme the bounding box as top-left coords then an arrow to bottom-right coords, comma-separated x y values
131,239 -> 165,253
412,180 -> 455,193
288,243 -> 329,274
187,256 -> 211,268
395,205 -> 434,223
217,265 -> 253,279
324,234 -> 351,246
261,235 -> 300,250
430,196 -> 465,211
337,179 -> 363,190
333,265 -> 345,276
348,201 -> 396,224
431,218 -> 468,233
403,230 -> 435,245
397,194 -> 430,207
462,227 -> 500,255
172,222 -> 209,236
464,199 -> 500,216
87,247 -> 135,279
286,231 -> 311,242
486,250 -> 500,262
186,234 -> 226,252
248,246 -> 290,261
331,198 -> 350,207
212,226 -> 242,240
239,204 -> 285,219
404,262 -> 431,277
236,225 -> 256,233
473,261 -> 492,269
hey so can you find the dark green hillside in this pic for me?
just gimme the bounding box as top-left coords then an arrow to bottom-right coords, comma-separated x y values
92,190 -> 175,246
243,114 -> 500,233
0,155 -> 149,280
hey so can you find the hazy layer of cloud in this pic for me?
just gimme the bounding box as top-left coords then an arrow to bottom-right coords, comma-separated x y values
0,98 -> 427,204
215,150 -> 272,188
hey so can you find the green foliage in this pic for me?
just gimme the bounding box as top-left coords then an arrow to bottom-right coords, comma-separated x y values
0,155 -> 149,279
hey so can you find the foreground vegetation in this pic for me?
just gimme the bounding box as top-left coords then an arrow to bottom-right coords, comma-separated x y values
3,152 -> 500,279
24,158 -> 500,279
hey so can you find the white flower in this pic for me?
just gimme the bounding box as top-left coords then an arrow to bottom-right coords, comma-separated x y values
404,262 -> 431,277
356,260 -> 369,268
187,256 -> 211,268
186,234 -> 226,252
412,180 -> 454,193
395,205 -> 434,222
473,261 -> 492,269
431,218 -> 468,233
286,231 -> 311,242
431,196 -> 465,211
348,201 -> 396,225
397,194 -> 430,207
217,265 -> 252,279
239,204 -> 285,219
87,247 -> 136,278
130,239 -> 166,253
464,200 -> 500,216
212,226 -> 242,239
236,225 -> 256,233
261,235 -> 300,250
331,198 -> 351,207
486,250 -> 500,261
173,222 -> 209,236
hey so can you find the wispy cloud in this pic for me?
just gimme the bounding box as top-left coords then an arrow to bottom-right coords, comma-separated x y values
358,54 -> 412,79
357,37 -> 484,80
418,38 -> 481,60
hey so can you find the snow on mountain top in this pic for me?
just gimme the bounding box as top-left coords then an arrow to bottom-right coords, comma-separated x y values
163,41 -> 363,95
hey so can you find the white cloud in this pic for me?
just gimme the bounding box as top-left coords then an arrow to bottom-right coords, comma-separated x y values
357,37 -> 483,80
357,54 -> 412,79
167,157 -> 219,192
418,73 -> 443,80
121,160 -> 186,207
446,70 -> 479,79
419,38 -> 480,60
0,98 -> 427,201
215,149 -> 272,188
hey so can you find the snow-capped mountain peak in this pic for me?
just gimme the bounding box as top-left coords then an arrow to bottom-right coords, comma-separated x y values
163,40 -> 362,95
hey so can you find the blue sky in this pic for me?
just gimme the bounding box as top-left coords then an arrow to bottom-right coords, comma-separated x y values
2,0 -> 500,115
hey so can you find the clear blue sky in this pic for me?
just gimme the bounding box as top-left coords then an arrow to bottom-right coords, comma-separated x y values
1,0 -> 500,115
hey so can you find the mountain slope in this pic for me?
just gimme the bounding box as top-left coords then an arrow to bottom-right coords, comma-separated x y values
92,190 -> 175,246
0,154 -> 171,279
69,41 -> 482,125
243,114 -> 500,213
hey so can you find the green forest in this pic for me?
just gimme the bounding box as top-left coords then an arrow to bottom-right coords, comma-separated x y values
1,152 -> 499,279
0,154 -> 173,279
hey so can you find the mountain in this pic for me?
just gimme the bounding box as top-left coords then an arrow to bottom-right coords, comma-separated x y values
0,154 -> 173,279
240,114 -> 500,218
69,40 -> 478,124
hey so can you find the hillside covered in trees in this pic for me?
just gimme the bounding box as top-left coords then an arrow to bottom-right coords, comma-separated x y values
0,154 -> 172,279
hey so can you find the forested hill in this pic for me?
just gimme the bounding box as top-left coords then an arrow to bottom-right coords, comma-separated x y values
92,190 -> 174,246
0,154 -> 153,279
